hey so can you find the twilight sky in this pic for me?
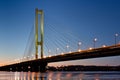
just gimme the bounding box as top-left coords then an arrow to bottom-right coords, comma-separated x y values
0,0 -> 120,66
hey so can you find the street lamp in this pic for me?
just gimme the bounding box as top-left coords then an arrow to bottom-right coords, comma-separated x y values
56,48 -> 59,55
31,54 -> 34,60
93,38 -> 97,48
27,56 -> 30,60
78,41 -> 82,52
115,33 -> 119,46
48,49 -> 51,57
24,57 -> 26,61
66,45 -> 69,52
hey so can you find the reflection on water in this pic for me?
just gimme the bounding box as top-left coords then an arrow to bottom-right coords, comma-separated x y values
0,71 -> 120,80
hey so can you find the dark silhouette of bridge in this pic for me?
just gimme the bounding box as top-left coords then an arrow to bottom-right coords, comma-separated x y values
0,9 -> 120,72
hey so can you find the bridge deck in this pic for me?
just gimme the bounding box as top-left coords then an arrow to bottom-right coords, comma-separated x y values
0,44 -> 120,71
42,44 -> 120,62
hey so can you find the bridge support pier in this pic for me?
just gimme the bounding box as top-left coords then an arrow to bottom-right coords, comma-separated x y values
30,61 -> 48,72
39,62 -> 48,72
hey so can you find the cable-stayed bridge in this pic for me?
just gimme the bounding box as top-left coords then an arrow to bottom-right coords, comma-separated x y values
0,9 -> 120,72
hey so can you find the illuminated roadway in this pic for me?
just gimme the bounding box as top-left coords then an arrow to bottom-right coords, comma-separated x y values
41,44 -> 120,62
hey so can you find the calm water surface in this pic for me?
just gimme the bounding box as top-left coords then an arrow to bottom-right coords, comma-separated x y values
0,71 -> 120,80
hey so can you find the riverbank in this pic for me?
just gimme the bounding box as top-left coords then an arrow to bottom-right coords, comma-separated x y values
48,65 -> 120,71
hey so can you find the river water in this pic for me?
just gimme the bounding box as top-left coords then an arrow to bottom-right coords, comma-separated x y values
0,71 -> 120,80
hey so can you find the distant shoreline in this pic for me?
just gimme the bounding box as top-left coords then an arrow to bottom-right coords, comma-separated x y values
47,65 -> 120,71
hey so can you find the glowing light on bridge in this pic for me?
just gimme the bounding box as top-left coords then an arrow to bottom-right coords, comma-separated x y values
89,47 -> 93,50
115,33 -> 119,45
78,41 -> 82,50
78,49 -> 82,52
102,45 -> 106,47
56,48 -> 59,55
61,52 -> 64,55
28,66 -> 31,69
43,56 -> 47,58
48,49 -> 51,56
27,56 -> 30,60
69,51 -> 72,53
31,54 -> 34,60
93,38 -> 97,48
66,45 -> 70,52
115,33 -> 119,37
48,55 -> 52,57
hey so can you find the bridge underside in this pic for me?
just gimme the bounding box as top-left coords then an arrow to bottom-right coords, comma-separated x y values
0,61 -> 47,72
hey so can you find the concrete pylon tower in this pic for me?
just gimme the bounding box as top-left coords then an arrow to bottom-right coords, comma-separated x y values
35,8 -> 44,59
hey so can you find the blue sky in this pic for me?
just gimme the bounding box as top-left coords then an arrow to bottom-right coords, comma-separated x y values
0,0 -> 120,66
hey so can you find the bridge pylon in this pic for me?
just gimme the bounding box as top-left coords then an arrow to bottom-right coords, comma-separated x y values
35,8 -> 44,59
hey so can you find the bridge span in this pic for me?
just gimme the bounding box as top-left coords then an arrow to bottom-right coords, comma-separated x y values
0,44 -> 120,72
0,9 -> 120,72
